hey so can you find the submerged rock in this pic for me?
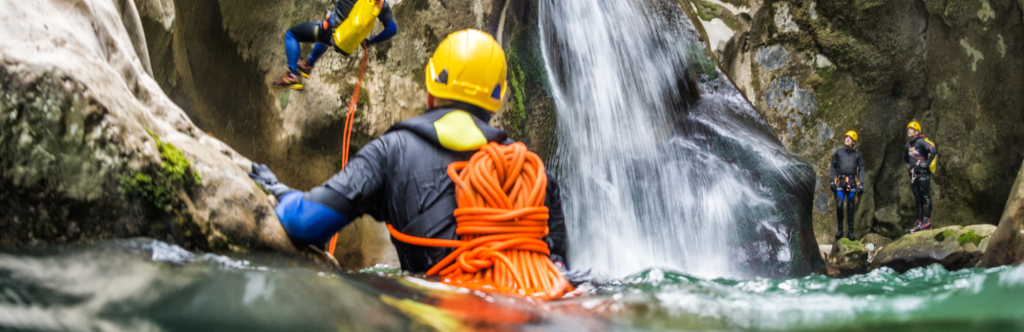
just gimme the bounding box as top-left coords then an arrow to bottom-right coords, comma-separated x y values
871,225 -> 997,272
0,0 -> 299,256
983,162 -> 1024,267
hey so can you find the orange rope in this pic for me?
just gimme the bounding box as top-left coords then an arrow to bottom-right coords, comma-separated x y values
388,142 -> 573,299
327,43 -> 370,256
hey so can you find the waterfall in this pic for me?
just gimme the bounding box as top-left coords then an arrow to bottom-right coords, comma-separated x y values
539,0 -> 814,278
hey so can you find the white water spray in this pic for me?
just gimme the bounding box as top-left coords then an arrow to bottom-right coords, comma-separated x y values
539,0 -> 804,278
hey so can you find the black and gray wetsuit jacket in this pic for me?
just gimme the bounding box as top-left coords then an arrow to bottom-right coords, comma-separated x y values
904,134 -> 937,175
829,147 -> 865,188
304,107 -> 568,272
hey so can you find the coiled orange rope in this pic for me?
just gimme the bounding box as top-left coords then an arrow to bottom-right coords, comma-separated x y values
387,142 -> 573,299
327,42 -> 370,256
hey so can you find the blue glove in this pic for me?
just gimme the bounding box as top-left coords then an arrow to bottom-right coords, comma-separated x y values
248,162 -> 295,198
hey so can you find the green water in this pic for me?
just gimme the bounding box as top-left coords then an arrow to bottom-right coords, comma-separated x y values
1,239 -> 1022,331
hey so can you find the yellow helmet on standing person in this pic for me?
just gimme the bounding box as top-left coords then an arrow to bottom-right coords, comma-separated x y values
425,29 -> 507,112
845,130 -> 858,142
907,121 -> 922,132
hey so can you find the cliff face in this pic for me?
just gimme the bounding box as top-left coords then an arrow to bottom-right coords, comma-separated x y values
133,0 -> 521,268
702,0 -> 1024,242
0,0 -> 296,255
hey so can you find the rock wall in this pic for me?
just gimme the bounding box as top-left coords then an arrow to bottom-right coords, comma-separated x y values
0,0 -> 298,256
700,0 -> 1024,243
983,161 -> 1024,266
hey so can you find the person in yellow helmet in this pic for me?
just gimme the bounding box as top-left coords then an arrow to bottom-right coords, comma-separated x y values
830,130 -> 866,240
905,121 -> 938,233
272,0 -> 398,90
251,29 -> 569,271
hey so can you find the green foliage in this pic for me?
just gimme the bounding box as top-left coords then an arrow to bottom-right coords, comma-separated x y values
957,230 -> 986,247
505,50 -> 527,140
120,130 -> 202,211
838,238 -> 864,252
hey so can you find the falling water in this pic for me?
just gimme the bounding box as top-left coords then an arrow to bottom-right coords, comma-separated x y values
539,0 -> 815,278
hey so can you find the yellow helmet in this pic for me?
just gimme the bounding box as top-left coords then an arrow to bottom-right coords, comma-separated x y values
424,29 -> 507,112
907,121 -> 922,132
845,130 -> 858,142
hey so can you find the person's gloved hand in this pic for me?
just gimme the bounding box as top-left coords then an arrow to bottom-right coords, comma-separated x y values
248,162 -> 295,198
857,186 -> 864,194
829,182 -> 837,192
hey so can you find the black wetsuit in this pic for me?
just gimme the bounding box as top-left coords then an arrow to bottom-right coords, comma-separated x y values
830,147 -> 865,238
904,134 -> 937,222
299,105 -> 568,272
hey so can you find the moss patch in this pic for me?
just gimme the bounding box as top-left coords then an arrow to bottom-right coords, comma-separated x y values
934,229 -> 955,242
838,238 -> 864,252
957,230 -> 985,246
505,50 -> 527,140
120,130 -> 202,211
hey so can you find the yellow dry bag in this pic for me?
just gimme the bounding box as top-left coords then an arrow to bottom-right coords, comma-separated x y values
333,0 -> 382,54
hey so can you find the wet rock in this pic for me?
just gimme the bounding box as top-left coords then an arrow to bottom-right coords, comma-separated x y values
0,0 -> 297,254
828,238 -> 868,276
818,244 -> 832,261
983,162 -> 1024,267
872,225 -> 997,272
860,233 -> 893,249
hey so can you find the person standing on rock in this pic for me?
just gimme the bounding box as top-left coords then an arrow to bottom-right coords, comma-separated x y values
830,130 -> 866,241
272,0 -> 397,90
250,29 -> 569,272
905,121 -> 938,233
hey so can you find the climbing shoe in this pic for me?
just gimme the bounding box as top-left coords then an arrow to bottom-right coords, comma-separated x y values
920,218 -> 932,231
298,60 -> 314,78
847,233 -> 855,241
835,230 -> 844,240
272,71 -> 303,90
909,220 -> 923,234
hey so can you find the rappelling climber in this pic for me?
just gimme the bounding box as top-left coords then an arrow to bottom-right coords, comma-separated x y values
830,130 -> 866,241
905,121 -> 938,233
251,29 -> 569,272
272,0 -> 397,90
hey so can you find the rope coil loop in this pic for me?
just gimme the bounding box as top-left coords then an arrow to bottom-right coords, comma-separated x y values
388,142 -> 572,299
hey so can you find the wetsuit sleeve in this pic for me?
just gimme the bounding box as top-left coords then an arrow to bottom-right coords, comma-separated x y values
367,2 -> 397,44
925,139 -> 937,168
304,137 -> 390,220
543,170 -> 568,263
903,143 -> 912,171
857,153 -> 866,187
276,192 -> 351,245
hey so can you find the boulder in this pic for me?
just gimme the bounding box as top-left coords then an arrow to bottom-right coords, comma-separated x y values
829,238 -> 869,276
983,162 -> 1024,267
871,225 -> 997,272
0,0 -> 308,258
708,0 -> 1024,242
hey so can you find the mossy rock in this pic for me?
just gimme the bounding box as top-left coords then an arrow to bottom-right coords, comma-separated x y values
120,130 -> 202,211
829,238 -> 869,276
871,225 -> 996,272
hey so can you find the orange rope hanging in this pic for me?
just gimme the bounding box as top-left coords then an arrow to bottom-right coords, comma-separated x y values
387,142 -> 573,299
327,43 -> 370,256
